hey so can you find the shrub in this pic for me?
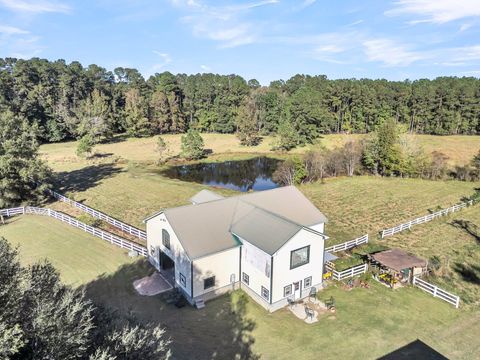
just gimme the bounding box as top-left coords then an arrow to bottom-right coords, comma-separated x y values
78,214 -> 102,227
180,129 -> 204,160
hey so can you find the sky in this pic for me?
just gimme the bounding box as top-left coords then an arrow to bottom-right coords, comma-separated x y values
1,0 -> 480,84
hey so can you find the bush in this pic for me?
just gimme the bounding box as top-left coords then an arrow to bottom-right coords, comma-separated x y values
180,129 -> 204,160
78,214 -> 102,227
76,134 -> 95,158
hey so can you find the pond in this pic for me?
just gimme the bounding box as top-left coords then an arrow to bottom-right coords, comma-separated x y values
161,157 -> 282,192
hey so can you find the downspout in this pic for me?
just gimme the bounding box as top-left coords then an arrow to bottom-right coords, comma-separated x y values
190,262 -> 194,300
269,256 -> 274,304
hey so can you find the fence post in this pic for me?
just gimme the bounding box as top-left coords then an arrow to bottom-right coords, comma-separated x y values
455,297 -> 460,309
433,286 -> 437,298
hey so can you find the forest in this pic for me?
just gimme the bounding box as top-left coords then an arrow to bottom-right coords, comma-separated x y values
1,57 -> 479,147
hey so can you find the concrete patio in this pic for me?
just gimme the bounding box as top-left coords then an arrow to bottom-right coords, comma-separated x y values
133,271 -> 173,296
287,297 -> 329,324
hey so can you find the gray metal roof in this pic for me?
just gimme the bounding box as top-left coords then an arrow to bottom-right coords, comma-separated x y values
152,186 -> 328,260
189,189 -> 225,204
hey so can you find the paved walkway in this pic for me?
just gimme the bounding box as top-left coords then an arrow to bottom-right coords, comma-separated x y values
133,272 -> 173,296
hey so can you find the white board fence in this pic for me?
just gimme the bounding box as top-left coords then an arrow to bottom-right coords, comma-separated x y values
325,262 -> 368,281
381,200 -> 473,238
324,234 -> 369,253
46,189 -> 147,241
0,206 -> 148,257
412,276 -> 460,308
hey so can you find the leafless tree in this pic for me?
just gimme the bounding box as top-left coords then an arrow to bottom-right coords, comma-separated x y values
341,140 -> 362,177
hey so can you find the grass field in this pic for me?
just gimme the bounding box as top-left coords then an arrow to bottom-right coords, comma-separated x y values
0,219 -> 477,359
0,215 -> 135,286
40,133 -> 480,167
4,133 -> 478,359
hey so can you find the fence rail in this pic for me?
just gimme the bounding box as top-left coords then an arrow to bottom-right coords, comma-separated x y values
325,234 -> 369,253
0,206 -> 148,257
325,262 -> 368,281
412,276 -> 460,308
46,189 -> 147,241
381,201 -> 473,238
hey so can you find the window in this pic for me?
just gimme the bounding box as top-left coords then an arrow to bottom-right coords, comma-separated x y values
284,284 -> 292,297
290,246 -> 310,269
179,273 -> 186,287
149,245 -> 155,256
242,272 -> 249,285
261,286 -> 269,300
162,229 -> 170,250
204,276 -> 215,290
304,276 -> 312,288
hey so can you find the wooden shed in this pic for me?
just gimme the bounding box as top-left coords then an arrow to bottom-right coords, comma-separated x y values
370,249 -> 427,287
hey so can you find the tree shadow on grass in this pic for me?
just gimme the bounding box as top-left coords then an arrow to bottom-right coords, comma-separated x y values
452,263 -> 480,285
54,164 -> 124,194
83,259 -> 260,360
450,219 -> 480,243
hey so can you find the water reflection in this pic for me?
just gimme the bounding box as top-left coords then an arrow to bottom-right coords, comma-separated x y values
160,157 -> 281,192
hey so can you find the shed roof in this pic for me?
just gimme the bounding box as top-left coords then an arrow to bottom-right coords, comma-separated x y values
371,249 -> 426,271
189,189 -> 225,204
149,186 -> 328,260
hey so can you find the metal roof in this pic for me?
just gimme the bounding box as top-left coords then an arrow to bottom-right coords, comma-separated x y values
371,249 -> 427,271
189,189 -> 225,204
150,186 -> 328,260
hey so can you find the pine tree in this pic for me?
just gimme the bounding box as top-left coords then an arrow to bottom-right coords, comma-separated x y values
0,110 -> 51,207
180,129 -> 204,160
273,120 -> 299,151
236,96 -> 260,146
77,89 -> 112,142
149,90 -> 171,133
124,89 -> 151,137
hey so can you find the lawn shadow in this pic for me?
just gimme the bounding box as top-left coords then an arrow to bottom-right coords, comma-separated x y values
450,219 -> 480,243
378,339 -> 447,360
54,163 -> 124,194
83,259 -> 260,360
452,263 -> 480,285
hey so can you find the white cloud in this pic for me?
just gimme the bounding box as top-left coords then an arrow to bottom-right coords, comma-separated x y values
0,25 -> 29,35
200,64 -> 211,71
151,51 -> 172,71
363,38 -> 426,66
385,0 -> 480,24
0,0 -> 71,13
301,0 -> 317,8
170,0 -> 278,48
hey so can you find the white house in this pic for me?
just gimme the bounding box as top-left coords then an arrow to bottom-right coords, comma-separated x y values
144,186 -> 328,312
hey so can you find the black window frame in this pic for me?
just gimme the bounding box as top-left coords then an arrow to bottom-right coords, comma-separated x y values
283,284 -> 292,297
290,245 -> 310,269
179,273 -> 186,287
149,245 -> 155,256
261,286 -> 269,300
204,276 -> 215,290
304,276 -> 312,288
242,272 -> 249,285
162,229 -> 171,250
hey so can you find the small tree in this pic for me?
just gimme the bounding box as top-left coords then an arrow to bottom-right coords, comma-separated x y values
76,135 -> 94,158
304,150 -> 329,183
155,136 -> 169,164
236,97 -> 260,146
272,157 -> 306,185
180,129 -> 204,160
273,120 -> 299,151
341,140 -> 362,177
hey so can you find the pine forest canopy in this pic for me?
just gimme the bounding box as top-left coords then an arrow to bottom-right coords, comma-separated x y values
0,57 -> 479,146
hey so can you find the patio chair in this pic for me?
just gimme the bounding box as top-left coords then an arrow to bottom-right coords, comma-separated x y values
325,296 -> 335,310
309,287 -> 317,301
305,305 -> 314,321
287,297 -> 295,307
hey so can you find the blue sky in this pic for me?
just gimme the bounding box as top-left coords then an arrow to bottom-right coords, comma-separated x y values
1,0 -> 480,84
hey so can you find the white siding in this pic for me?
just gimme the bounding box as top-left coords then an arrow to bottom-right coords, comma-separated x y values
240,240 -> 271,304
192,247 -> 240,299
271,229 -> 325,304
309,222 -> 325,234
146,213 -> 192,297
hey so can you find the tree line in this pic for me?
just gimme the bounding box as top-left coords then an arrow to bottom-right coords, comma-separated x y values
273,120 -> 480,185
1,57 -> 479,149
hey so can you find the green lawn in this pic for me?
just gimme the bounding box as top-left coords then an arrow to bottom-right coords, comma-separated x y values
0,215 -> 135,286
